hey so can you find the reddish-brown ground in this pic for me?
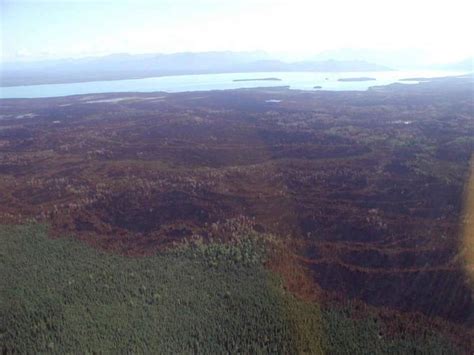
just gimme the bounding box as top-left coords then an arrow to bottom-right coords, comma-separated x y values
1,77 -> 473,334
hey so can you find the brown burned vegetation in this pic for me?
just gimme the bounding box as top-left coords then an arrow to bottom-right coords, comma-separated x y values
1,77 -> 473,345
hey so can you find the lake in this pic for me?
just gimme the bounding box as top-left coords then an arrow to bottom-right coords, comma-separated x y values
0,70 -> 465,99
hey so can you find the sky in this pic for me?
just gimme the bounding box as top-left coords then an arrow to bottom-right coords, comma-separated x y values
1,0 -> 473,63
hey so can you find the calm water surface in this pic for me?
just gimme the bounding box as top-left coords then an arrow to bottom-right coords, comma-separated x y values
0,71 -> 465,99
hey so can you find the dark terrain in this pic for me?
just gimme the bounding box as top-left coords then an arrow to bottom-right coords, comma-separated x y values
1,76 -> 473,351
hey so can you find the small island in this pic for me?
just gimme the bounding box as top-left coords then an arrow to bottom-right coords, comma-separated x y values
313,86 -> 322,89
233,77 -> 282,82
399,77 -> 431,82
338,77 -> 376,82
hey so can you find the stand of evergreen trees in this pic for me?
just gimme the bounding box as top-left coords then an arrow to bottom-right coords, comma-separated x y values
0,224 -> 464,353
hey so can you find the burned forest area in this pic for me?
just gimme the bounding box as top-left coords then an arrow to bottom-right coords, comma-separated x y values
1,76 -> 473,352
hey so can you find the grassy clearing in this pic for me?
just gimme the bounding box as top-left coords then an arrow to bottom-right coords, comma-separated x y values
0,224 -> 463,354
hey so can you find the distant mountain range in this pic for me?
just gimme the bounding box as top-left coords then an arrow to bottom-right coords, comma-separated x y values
2,50 -> 470,87
0,51 -> 391,87
312,48 -> 473,71
436,57 -> 473,71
